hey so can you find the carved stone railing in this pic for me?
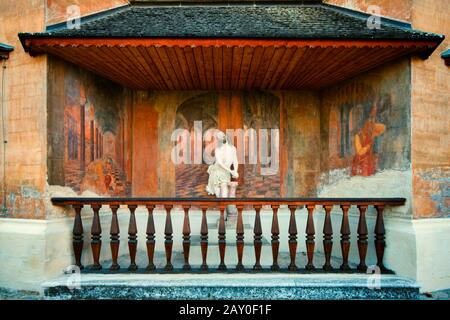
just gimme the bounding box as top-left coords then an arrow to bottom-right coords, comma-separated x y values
51,197 -> 406,274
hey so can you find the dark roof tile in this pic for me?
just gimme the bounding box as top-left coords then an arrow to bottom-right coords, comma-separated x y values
20,3 -> 444,41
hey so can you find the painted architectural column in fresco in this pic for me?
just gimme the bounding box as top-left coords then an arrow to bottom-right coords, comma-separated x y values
79,86 -> 86,174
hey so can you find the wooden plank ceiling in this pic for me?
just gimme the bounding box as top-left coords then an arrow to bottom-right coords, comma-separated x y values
26,38 -> 436,90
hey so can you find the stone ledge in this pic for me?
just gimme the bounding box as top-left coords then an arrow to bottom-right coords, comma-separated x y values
43,274 -> 420,300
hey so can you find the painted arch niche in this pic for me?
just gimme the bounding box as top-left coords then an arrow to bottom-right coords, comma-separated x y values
174,91 -> 281,198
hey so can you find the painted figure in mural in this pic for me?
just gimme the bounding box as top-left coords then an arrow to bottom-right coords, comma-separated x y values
103,158 -> 114,192
352,104 -> 386,176
81,158 -> 122,195
206,131 -> 239,197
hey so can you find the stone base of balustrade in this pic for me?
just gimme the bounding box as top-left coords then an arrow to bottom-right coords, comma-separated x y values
43,273 -> 420,300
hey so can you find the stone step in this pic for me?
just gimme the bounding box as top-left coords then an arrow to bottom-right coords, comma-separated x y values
43,273 -> 420,300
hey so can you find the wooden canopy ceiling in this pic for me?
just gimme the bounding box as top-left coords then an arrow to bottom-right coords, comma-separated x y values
23,37 -> 437,90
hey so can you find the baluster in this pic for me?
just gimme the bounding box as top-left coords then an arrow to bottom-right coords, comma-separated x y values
340,205 -> 351,271
218,205 -> 227,271
374,205 -> 387,272
200,206 -> 209,271
109,204 -> 120,271
127,205 -> 138,271
146,205 -> 156,271
182,205 -> 191,271
235,205 -> 245,271
253,205 -> 263,271
305,205 -> 316,270
72,204 -> 84,270
288,205 -> 298,271
164,205 -> 174,271
357,205 -> 368,272
271,205 -> 280,271
322,205 -> 333,271
90,204 -> 102,270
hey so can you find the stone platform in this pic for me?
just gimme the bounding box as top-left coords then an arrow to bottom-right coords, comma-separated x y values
43,273 -> 420,300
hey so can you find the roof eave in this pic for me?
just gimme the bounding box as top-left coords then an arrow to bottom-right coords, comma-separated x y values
419,34 -> 445,59
442,50 -> 450,66
18,33 -> 445,60
0,43 -> 14,59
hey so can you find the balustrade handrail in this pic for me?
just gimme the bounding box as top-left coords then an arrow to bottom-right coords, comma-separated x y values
51,197 -> 406,274
51,197 -> 406,206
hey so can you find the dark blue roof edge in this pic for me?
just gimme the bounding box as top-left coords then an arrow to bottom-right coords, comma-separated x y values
45,4 -> 130,33
0,43 -> 14,52
442,49 -> 450,59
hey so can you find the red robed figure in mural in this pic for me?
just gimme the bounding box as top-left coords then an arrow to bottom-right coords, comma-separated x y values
352,104 -> 386,177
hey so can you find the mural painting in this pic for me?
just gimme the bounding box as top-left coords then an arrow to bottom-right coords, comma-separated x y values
338,98 -> 388,177
54,68 -> 411,200
174,92 -> 219,197
351,103 -> 386,176
241,91 -> 281,197
173,91 -> 281,198
62,73 -> 130,196
324,79 -> 411,181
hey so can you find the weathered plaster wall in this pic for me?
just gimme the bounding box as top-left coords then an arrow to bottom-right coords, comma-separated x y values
324,0 -> 412,22
131,91 -> 159,196
0,0 -> 47,219
46,0 -> 128,25
283,91 -> 321,197
410,0 -> 450,219
319,59 -> 412,217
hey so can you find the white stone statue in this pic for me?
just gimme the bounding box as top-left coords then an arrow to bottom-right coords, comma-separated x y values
206,131 -> 239,198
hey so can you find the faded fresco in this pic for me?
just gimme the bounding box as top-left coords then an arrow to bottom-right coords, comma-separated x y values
49,59 -> 411,201
241,91 -> 281,197
320,61 -> 412,194
336,93 -> 393,177
349,103 -> 386,176
323,74 -> 411,182
60,67 -> 130,196
174,92 -> 219,197
174,91 -> 281,198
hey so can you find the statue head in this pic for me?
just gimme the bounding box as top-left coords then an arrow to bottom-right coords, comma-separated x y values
215,130 -> 227,146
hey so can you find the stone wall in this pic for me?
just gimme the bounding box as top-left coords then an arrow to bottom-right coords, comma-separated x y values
0,0 -> 47,219
410,0 -> 450,219
324,0 -> 412,22
46,0 -> 128,25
